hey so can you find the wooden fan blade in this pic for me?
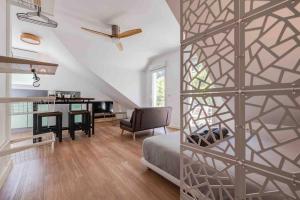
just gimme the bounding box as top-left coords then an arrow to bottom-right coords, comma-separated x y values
117,29 -> 142,39
81,27 -> 112,38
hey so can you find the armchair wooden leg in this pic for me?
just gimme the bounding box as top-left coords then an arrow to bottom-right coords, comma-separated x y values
121,129 -> 124,135
164,126 -> 167,135
133,132 -> 136,141
152,129 -> 155,136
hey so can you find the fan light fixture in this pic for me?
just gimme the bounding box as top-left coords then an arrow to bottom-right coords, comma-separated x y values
20,33 -> 41,45
81,25 -> 142,51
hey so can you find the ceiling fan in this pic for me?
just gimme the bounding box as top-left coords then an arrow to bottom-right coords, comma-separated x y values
81,25 -> 142,51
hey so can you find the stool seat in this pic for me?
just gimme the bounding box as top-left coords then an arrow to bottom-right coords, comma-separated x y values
69,110 -> 90,115
36,112 -> 62,117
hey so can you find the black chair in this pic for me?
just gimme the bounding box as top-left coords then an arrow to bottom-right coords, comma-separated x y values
68,110 -> 91,140
33,111 -> 63,142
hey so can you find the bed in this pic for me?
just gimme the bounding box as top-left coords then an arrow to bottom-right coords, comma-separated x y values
142,133 -> 181,186
141,132 -> 233,187
141,131 -> 232,187
142,133 -> 287,199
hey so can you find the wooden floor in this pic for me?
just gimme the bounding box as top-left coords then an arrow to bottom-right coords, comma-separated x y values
0,122 -> 180,200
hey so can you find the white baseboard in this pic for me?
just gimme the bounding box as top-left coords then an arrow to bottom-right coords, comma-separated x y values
0,159 -> 12,189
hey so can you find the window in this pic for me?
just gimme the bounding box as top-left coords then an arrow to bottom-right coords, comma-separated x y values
10,103 -> 49,129
10,102 -> 33,129
152,68 -> 166,107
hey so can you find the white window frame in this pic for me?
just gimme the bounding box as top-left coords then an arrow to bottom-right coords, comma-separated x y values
151,67 -> 166,107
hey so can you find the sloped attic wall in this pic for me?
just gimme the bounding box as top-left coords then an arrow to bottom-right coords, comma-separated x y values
53,15 -> 146,107
165,0 -> 180,23
11,5 -> 139,109
50,0 -> 179,107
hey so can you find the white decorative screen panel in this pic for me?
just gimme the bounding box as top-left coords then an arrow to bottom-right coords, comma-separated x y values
245,167 -> 300,200
181,0 -> 300,199
182,27 -> 237,92
181,146 -> 236,200
182,94 -> 237,157
181,0 -> 237,41
243,0 -> 300,90
244,90 -> 300,176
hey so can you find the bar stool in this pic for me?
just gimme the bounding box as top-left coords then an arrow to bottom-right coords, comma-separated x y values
33,111 -> 63,142
68,110 -> 91,140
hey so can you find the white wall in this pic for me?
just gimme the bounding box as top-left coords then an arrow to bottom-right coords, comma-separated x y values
11,33 -> 111,101
0,0 -> 11,188
54,28 -> 145,106
0,0 -> 7,144
145,49 -> 180,128
12,67 -> 111,101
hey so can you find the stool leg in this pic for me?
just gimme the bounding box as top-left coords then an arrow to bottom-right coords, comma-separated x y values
69,114 -> 75,140
68,113 -> 71,138
38,116 -> 43,142
83,113 -> 88,136
82,114 -> 85,132
87,114 -> 91,137
58,115 -> 62,142
33,114 -> 37,143
72,115 -> 75,140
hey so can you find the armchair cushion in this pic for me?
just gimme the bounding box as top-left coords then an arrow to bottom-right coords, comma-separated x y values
120,119 -> 132,127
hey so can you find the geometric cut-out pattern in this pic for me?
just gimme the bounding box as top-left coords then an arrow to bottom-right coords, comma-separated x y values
181,0 -> 236,41
181,147 -> 236,200
182,27 -> 236,92
244,0 -> 284,16
182,95 -> 236,156
244,1 -> 300,89
245,91 -> 300,174
245,167 -> 300,200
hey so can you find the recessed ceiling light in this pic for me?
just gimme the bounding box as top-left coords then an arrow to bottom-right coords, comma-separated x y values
20,33 -> 41,45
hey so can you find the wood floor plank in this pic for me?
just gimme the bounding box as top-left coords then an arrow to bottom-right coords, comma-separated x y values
0,122 -> 180,200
